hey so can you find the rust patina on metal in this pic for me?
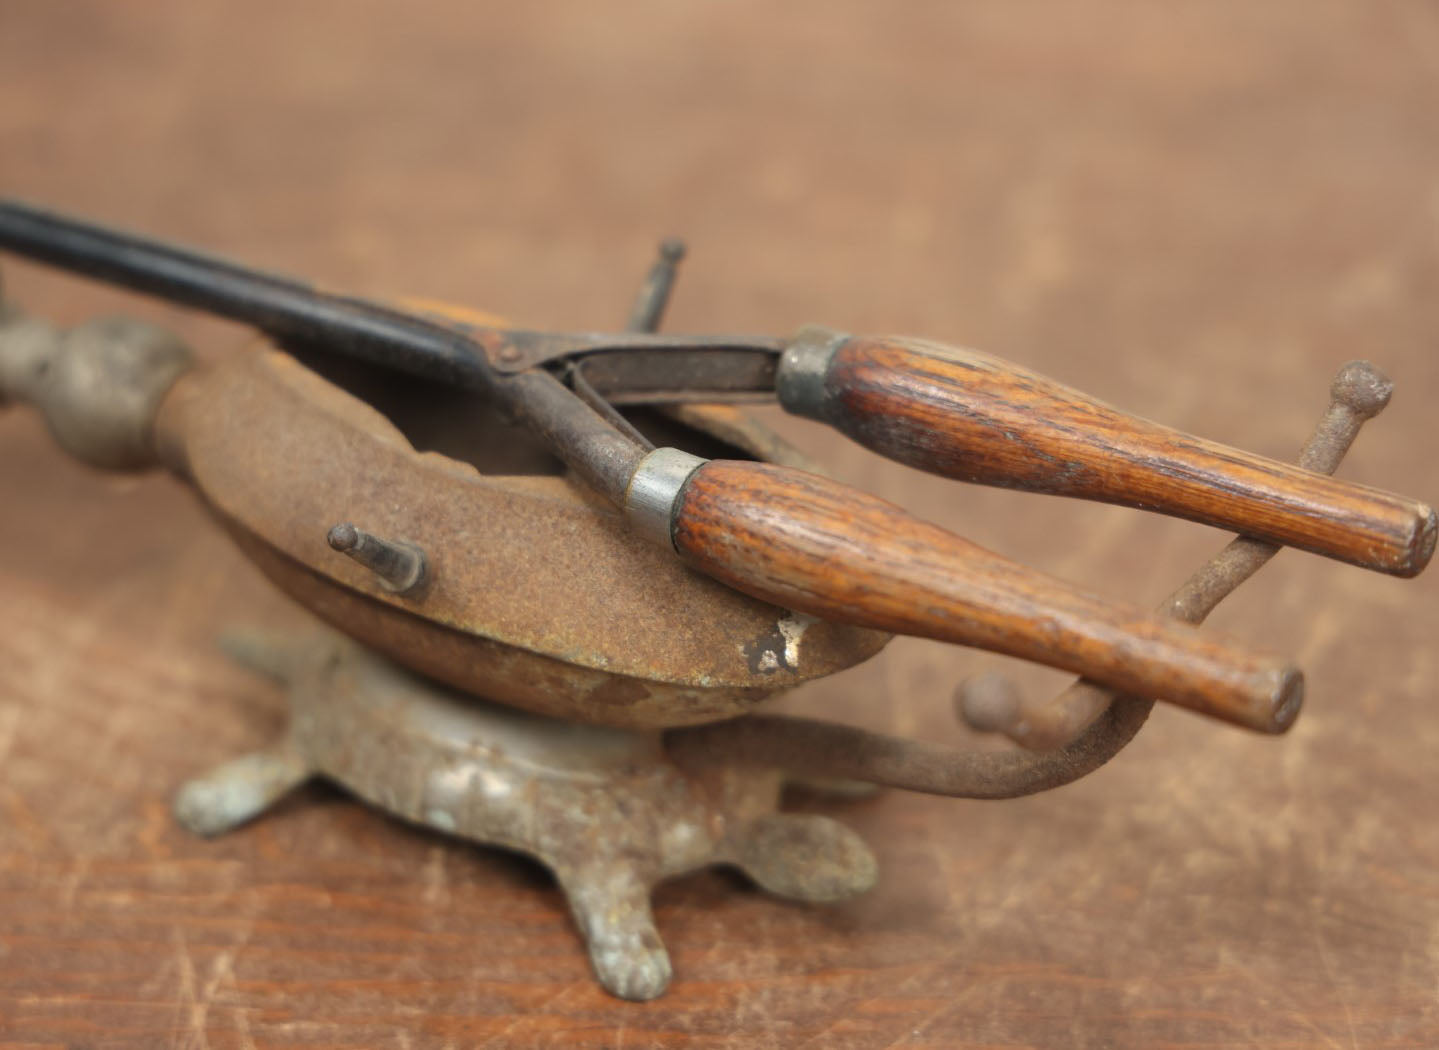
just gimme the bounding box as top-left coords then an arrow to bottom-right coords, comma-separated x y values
153,343 -> 889,728
0,236 -> 1418,794
0,204 -> 1432,999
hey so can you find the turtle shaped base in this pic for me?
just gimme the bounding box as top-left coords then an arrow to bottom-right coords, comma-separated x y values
173,629 -> 878,1000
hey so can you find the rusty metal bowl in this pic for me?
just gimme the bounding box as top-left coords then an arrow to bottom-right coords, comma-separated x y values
155,338 -> 890,729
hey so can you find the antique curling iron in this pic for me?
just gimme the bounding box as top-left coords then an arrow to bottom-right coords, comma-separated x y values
0,200 -> 1432,794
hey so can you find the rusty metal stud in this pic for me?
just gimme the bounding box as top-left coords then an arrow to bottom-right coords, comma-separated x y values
626,237 -> 686,333
327,522 -> 428,594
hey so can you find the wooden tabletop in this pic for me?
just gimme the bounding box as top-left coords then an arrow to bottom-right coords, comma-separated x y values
2,3 -> 1436,1046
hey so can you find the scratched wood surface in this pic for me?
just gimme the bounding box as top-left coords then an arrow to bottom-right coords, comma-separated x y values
1,2 -> 1437,1047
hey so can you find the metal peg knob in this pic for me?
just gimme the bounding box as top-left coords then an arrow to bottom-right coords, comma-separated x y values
327,523 -> 428,595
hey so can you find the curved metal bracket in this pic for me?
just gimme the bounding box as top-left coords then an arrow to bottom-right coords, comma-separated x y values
666,695 -> 1153,800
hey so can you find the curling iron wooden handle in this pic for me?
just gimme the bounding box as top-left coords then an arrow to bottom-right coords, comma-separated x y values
628,453 -> 1302,733
777,328 -> 1436,577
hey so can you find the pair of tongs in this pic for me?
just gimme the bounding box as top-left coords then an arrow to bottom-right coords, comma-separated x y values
1,200 -> 1431,743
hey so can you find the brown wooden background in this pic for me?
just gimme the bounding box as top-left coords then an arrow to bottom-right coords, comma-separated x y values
1,2 -> 1436,1047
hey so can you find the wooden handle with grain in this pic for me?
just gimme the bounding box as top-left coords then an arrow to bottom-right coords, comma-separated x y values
667,459 -> 1302,733
777,329 -> 1436,577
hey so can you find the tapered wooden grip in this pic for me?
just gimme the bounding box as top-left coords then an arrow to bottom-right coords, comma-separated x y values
817,337 -> 1436,577
672,460 -> 1303,733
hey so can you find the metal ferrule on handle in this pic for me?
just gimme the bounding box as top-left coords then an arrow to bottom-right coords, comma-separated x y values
624,447 -> 706,547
